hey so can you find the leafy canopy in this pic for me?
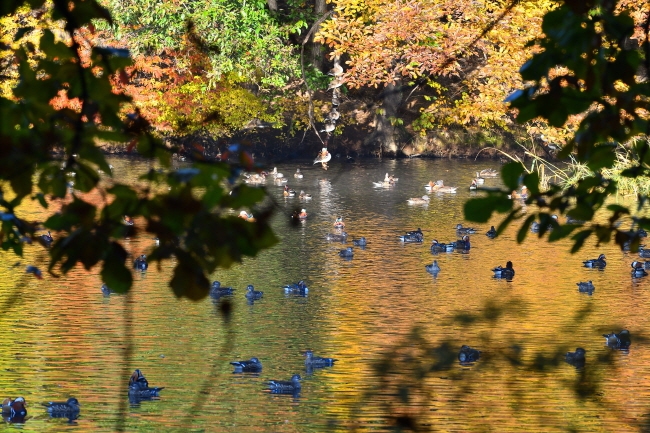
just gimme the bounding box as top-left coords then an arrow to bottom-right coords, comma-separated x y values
464,0 -> 650,252
0,0 -> 276,299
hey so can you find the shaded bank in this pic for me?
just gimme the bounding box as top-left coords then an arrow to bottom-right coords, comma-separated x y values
99,105 -> 549,163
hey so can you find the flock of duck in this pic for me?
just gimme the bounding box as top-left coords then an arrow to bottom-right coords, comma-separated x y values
11,164 -> 641,424
317,166 -> 635,368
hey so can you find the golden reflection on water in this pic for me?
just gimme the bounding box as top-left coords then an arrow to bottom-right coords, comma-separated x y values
0,157 -> 649,432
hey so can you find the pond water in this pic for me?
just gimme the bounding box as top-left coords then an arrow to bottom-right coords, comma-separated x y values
1,157 -> 650,432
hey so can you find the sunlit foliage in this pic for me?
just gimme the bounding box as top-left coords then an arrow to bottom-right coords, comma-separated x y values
0,0 -> 276,298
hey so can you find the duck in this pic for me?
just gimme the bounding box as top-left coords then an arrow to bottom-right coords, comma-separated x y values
268,374 -> 301,394
399,229 -> 423,243
565,348 -> 586,367
271,167 -> 284,179
474,173 -> 485,184
352,237 -> 367,247
576,280 -> 595,293
455,224 -> 477,234
328,63 -> 344,77
283,185 -> 296,197
622,240 -> 644,251
299,190 -> 312,200
602,330 -> 631,349
2,397 -> 27,418
508,185 -> 528,200
492,261 -> 515,279
230,357 -> 262,373
320,121 -> 335,133
124,215 -> 134,226
133,254 -> 148,271
297,209 -> 308,219
583,254 -> 606,268
101,283 -> 114,296
325,231 -> 348,242
244,173 -> 266,184
384,173 -> 399,182
294,169 -> 303,179
373,179 -> 395,188
238,211 -> 256,222
469,179 -> 478,190
454,235 -> 471,250
425,260 -> 440,274
210,281 -> 234,298
128,369 -> 164,398
631,261 -> 648,277
334,216 -> 346,228
407,195 -> 430,205
486,226 -> 497,238
327,77 -> 345,91
41,231 -> 53,246
44,397 -> 81,417
458,345 -> 481,363
339,247 -> 354,257
430,180 -> 458,193
639,248 -> 650,258
326,109 -> 340,122
245,284 -> 263,300
284,280 -> 309,296
479,168 -> 499,178
26,265 -> 43,279
531,214 -> 559,233
430,240 -> 454,253
304,350 -> 337,368
313,148 -> 331,168
273,176 -> 288,184
566,215 -> 586,225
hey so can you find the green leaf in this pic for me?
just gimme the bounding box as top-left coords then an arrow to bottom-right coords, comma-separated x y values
517,214 -> 535,243
501,162 -> 525,191
170,251 -> 210,300
39,30 -> 73,60
548,224 -> 579,242
571,229 -> 593,253
464,194 -> 513,223
586,145 -> 617,171
101,242 -> 132,293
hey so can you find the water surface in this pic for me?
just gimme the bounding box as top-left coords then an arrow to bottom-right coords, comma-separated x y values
1,157 -> 649,432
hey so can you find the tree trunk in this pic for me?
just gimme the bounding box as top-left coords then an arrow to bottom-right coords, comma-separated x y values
373,82 -> 402,155
311,0 -> 326,70
267,0 -> 277,11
